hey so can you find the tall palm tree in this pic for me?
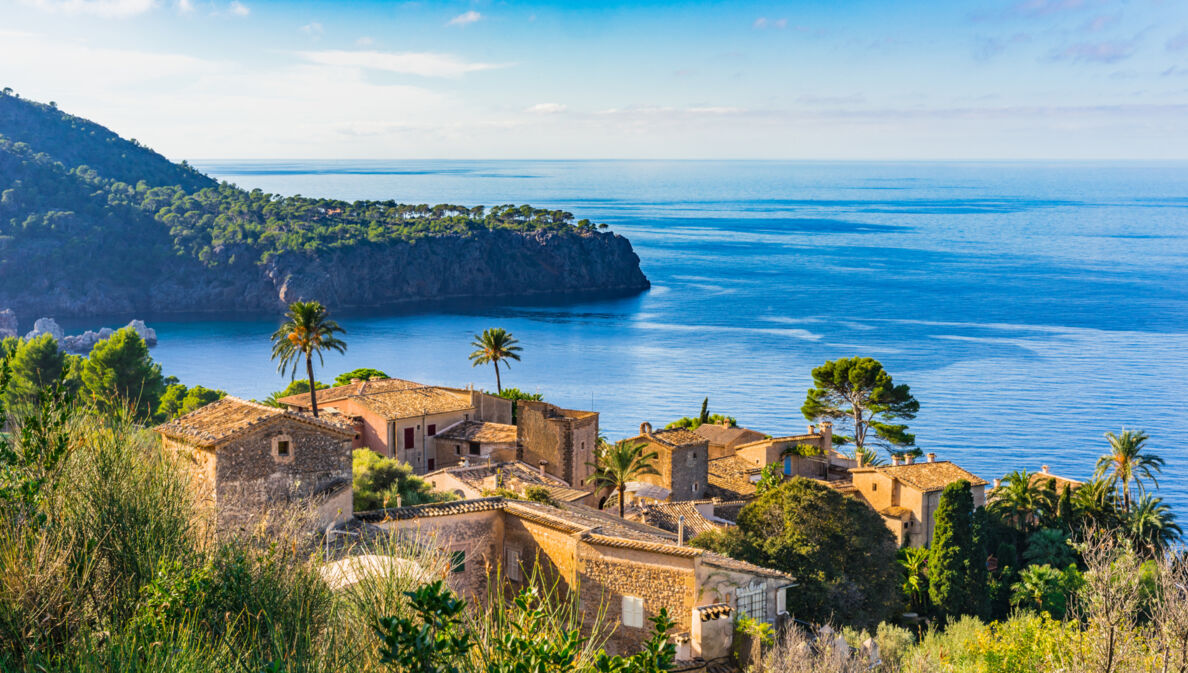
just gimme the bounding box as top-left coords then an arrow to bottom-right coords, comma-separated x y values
468,327 -> 522,394
270,300 -> 347,418
587,439 -> 659,518
1071,477 -> 1121,530
989,470 -> 1039,531
1095,430 -> 1164,513
1127,493 -> 1181,557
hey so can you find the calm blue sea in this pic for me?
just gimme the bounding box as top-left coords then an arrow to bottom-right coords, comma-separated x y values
104,161 -> 1188,510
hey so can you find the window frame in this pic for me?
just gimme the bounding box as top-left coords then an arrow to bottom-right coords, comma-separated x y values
621,595 -> 644,628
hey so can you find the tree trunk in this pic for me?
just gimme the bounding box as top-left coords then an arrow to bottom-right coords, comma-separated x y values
618,483 -> 625,518
306,354 -> 319,418
494,360 -> 502,393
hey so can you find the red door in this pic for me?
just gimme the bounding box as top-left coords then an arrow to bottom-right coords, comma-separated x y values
403,427 -> 415,449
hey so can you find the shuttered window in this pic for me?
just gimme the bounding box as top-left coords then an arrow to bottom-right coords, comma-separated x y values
622,596 -> 644,628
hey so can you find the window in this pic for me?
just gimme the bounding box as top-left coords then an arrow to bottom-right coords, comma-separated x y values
691,482 -> 699,493
469,444 -> 480,456
776,586 -> 791,615
872,483 -> 878,492
621,596 -> 644,628
450,550 -> 466,573
464,413 -> 470,421
736,583 -> 767,623
403,428 -> 415,449
427,458 -> 435,471
455,445 -> 462,455
783,456 -> 792,476
271,434 -> 294,462
506,549 -> 522,582
428,424 -> 437,436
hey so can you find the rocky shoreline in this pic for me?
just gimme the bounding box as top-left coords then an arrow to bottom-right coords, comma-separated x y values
2,228 -> 650,318
0,310 -> 157,354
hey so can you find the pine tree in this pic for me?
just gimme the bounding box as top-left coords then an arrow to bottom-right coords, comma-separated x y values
698,397 -> 709,425
928,480 -> 982,621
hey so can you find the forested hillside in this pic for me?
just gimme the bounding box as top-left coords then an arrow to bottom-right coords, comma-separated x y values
0,93 -> 648,317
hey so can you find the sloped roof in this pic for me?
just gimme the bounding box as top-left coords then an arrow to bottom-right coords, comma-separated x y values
155,396 -> 354,449
707,455 -> 760,499
357,497 -> 792,581
634,501 -> 733,542
694,424 -> 766,447
434,420 -> 517,444
277,377 -> 427,406
852,460 -> 988,493
426,461 -> 589,504
1028,469 -> 1084,493
278,378 -> 475,420
647,427 -> 709,448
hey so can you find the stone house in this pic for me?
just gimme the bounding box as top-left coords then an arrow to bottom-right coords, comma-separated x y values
850,454 -> 988,548
517,400 -> 599,491
705,455 -> 760,500
623,423 -> 710,503
424,460 -> 592,506
693,422 -> 767,459
278,378 -> 512,474
155,396 -> 355,530
357,497 -> 795,662
431,420 -> 519,469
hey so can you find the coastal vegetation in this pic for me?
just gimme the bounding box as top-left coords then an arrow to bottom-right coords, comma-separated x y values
587,439 -> 660,518
270,300 -> 348,417
801,357 -> 920,465
665,397 -> 737,430
467,328 -> 522,394
352,449 -> 455,511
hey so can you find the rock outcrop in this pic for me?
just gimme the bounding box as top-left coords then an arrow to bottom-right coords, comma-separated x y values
0,309 -> 16,339
1,229 -> 650,318
15,314 -> 159,353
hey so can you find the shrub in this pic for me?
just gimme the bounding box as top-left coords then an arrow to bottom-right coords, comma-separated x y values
352,449 -> 455,511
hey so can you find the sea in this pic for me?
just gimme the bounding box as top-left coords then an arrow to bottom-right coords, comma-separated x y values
84,160 -> 1188,511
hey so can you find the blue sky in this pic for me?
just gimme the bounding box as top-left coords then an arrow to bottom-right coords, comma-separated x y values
2,0 -> 1186,159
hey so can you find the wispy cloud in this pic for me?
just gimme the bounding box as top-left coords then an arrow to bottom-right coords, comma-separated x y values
176,0 -> 192,12
299,49 -> 505,78
974,32 -> 1031,60
1081,13 -> 1120,32
447,10 -> 481,26
1168,30 -> 1188,52
753,17 -> 787,29
1052,38 -> 1136,63
356,36 -> 374,46
1011,0 -> 1091,18
22,0 -> 157,17
526,103 -> 567,114
300,22 -> 323,36
228,0 -> 248,16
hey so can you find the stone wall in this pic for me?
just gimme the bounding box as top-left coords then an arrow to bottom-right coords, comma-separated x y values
383,509 -> 505,599
668,442 -> 709,502
502,516 -> 578,591
577,545 -> 696,655
212,419 -> 351,529
517,401 -> 599,489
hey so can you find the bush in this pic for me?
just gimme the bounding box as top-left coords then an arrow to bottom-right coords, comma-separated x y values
352,449 -> 455,511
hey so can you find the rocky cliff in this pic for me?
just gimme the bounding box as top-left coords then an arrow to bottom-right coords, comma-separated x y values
3,227 -> 648,317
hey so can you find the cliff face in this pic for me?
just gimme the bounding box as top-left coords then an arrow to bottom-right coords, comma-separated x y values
2,228 -> 649,317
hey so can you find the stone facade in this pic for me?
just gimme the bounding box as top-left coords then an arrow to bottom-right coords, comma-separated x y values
359,497 -> 794,659
626,423 -> 710,502
156,397 -> 354,531
517,400 -> 599,490
850,456 -> 988,547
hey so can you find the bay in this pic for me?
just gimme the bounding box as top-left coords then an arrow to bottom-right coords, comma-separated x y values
97,160 -> 1188,510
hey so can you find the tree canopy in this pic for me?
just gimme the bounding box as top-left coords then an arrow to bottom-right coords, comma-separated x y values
691,477 -> 901,628
79,327 -> 165,420
333,368 -> 389,386
801,357 -> 919,462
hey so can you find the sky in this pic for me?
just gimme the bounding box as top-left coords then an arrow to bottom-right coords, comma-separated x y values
1,0 -> 1187,160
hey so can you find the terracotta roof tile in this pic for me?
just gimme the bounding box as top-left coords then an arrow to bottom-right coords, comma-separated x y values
707,455 -> 759,498
355,497 -> 506,522
635,502 -> 732,542
697,603 -> 733,621
277,377 -> 428,406
155,396 -> 353,448
434,420 -> 517,444
1028,470 -> 1084,493
277,378 -> 475,420
427,461 -> 589,504
852,461 -> 988,492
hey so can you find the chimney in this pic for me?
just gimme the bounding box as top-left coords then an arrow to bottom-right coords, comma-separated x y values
892,455 -> 901,466
396,494 -> 403,508
1041,465 -> 1050,474
927,453 -> 937,463
905,455 -> 915,465
808,424 -> 815,434
819,422 -> 833,451
350,378 -> 361,384
677,515 -> 685,546
640,421 -> 653,435
538,460 -> 548,477
993,478 -> 1001,489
